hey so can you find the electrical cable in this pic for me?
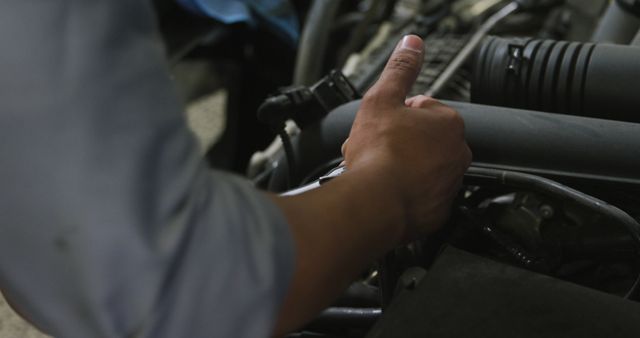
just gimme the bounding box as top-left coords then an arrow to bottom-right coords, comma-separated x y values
256,95 -> 299,189
278,129 -> 296,189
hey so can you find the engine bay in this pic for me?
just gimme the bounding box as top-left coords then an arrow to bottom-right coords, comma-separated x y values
246,0 -> 640,336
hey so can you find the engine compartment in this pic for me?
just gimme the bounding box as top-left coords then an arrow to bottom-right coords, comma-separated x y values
249,0 -> 640,337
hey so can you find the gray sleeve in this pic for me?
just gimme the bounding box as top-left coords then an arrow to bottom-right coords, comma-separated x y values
0,1 -> 294,337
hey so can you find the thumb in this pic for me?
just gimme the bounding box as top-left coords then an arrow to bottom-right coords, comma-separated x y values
365,35 -> 424,107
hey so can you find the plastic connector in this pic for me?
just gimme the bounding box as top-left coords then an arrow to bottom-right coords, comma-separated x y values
257,70 -> 361,131
256,70 -> 360,188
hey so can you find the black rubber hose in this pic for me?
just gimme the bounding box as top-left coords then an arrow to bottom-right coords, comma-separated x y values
471,36 -> 640,122
256,96 -> 297,188
465,166 -> 640,299
267,100 -> 640,193
294,0 -> 342,86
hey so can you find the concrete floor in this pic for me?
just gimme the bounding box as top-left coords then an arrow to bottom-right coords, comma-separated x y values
0,294 -> 49,338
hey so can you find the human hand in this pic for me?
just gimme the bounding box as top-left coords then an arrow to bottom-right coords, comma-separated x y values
343,35 -> 472,241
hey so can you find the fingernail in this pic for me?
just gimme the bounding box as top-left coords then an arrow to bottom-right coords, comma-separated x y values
399,35 -> 423,53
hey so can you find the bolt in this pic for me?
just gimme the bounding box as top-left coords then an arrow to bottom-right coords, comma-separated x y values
540,205 -> 554,219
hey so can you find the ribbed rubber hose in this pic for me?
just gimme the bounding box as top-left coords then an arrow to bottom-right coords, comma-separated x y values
471,36 -> 640,122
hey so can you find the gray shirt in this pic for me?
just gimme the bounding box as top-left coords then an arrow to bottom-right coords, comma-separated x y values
0,1 -> 294,337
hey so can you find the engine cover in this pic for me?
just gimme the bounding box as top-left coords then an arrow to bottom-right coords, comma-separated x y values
366,247 -> 640,338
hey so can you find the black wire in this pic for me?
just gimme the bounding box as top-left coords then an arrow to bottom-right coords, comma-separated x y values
256,95 -> 298,189
465,166 -> 640,300
278,129 -> 297,189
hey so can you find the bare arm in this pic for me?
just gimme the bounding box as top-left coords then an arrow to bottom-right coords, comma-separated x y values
270,166 -> 405,336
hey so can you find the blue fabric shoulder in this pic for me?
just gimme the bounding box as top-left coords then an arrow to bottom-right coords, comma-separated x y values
177,0 -> 299,45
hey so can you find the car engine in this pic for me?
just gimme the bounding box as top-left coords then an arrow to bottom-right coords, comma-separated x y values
246,0 -> 640,337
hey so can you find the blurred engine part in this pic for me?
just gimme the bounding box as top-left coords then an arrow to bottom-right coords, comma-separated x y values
271,100 -> 640,330
425,1 -> 518,97
256,1 -> 640,336
348,32 -> 472,100
344,0 -> 473,99
366,247 -> 640,338
294,0 -> 416,86
591,0 -> 640,44
345,0 -> 569,101
634,29 -> 640,45
471,36 -> 640,122
293,0 -> 342,86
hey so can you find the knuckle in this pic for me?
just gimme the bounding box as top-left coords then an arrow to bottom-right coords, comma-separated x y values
362,87 -> 384,106
442,108 -> 465,129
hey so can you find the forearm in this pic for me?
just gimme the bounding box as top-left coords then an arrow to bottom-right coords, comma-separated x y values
270,167 -> 405,335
